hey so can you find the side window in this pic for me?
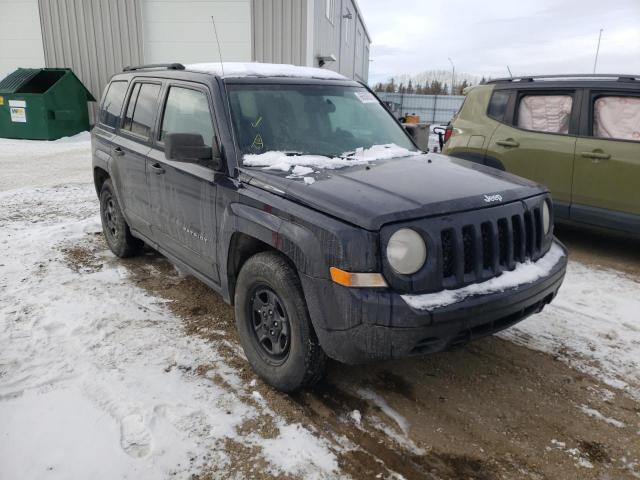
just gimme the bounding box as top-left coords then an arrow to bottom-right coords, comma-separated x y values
99,81 -> 127,128
487,90 -> 510,121
122,83 -> 161,138
160,87 -> 215,147
516,94 -> 573,134
593,95 -> 640,142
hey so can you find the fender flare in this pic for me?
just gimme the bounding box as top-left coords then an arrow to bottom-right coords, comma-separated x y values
218,202 -> 327,302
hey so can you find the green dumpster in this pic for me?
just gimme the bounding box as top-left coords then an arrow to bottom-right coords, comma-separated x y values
0,68 -> 95,140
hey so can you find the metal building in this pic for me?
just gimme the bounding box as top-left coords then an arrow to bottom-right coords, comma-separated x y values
0,0 -> 370,118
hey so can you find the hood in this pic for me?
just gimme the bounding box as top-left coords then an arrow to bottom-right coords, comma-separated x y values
240,153 -> 546,231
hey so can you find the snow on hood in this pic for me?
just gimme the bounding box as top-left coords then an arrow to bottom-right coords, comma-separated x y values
186,62 -> 347,80
402,243 -> 566,310
243,144 -> 421,181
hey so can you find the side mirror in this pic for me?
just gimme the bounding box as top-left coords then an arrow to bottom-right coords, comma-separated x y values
165,133 -> 211,161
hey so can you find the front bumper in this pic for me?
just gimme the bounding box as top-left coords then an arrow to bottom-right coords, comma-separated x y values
301,239 -> 568,364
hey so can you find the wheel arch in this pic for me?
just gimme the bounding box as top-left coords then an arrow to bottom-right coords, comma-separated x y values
93,166 -> 110,195
222,203 -> 325,305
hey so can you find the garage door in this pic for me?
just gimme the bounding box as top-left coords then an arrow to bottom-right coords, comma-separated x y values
0,0 -> 45,80
141,0 -> 251,65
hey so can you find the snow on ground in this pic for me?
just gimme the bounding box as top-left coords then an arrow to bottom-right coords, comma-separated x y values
0,132 -> 92,191
0,136 -> 338,479
1,133 -> 639,478
501,260 -> 640,400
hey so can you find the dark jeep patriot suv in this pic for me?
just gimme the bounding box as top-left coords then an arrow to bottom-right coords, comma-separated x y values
92,62 -> 568,392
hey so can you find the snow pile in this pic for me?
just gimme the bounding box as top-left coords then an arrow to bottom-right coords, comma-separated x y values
260,424 -> 338,476
243,143 -> 421,181
187,62 -> 347,80
501,260 -> 640,400
356,389 -> 410,435
579,405 -> 626,428
402,243 -> 566,310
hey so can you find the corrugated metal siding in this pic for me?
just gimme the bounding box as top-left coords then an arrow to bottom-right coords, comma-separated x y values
252,0 -> 307,66
312,0 -> 369,81
38,0 -> 144,120
377,93 -> 466,124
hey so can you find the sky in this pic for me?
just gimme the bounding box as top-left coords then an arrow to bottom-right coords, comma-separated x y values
357,0 -> 640,84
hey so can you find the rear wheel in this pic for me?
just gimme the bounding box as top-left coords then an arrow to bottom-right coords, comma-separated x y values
235,251 -> 326,392
99,179 -> 143,257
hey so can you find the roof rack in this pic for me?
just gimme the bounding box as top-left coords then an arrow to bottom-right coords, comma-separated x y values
123,63 -> 185,72
486,74 -> 639,84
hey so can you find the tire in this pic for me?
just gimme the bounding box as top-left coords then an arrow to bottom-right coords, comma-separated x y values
99,179 -> 143,258
234,251 -> 327,392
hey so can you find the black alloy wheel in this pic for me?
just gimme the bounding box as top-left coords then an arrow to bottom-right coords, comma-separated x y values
249,286 -> 291,363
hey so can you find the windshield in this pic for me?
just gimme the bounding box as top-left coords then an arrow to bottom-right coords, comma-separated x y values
227,84 -> 417,158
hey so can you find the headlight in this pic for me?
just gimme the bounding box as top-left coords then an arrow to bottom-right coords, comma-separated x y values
542,201 -> 551,235
386,228 -> 427,275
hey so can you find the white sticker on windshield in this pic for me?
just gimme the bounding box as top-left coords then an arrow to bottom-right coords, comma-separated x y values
354,91 -> 377,104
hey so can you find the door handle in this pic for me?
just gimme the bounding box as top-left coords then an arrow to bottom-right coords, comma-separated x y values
495,139 -> 520,148
113,147 -> 125,156
150,163 -> 166,175
580,151 -> 611,160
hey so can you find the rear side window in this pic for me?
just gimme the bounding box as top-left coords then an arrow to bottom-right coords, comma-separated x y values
593,96 -> 640,142
99,81 -> 127,128
516,94 -> 573,134
122,83 -> 161,138
160,87 -> 215,147
487,90 -> 510,121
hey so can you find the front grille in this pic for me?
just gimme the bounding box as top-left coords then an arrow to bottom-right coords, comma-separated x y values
439,206 -> 544,290
441,229 -> 455,278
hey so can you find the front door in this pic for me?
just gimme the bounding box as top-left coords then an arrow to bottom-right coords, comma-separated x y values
147,83 -> 220,282
486,89 -> 579,218
572,91 -> 640,233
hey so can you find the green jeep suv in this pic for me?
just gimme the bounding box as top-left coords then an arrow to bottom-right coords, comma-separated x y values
443,74 -> 640,236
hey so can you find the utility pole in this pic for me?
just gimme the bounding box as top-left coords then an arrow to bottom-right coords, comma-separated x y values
593,29 -> 603,74
448,57 -> 455,95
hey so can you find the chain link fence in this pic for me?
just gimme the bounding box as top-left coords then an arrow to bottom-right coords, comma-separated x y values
376,92 -> 465,125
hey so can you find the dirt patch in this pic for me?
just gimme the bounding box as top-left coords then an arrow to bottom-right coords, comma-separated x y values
64,236 -> 640,479
579,440 -> 611,464
61,243 -> 104,273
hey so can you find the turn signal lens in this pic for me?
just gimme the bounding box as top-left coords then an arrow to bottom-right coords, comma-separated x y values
330,267 -> 388,288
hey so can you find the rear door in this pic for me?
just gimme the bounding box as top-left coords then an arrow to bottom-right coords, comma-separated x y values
572,90 -> 640,233
111,80 -> 162,237
486,88 -> 580,218
93,78 -> 128,185
146,81 -> 220,282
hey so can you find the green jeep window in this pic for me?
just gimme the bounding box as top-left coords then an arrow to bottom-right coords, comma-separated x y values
593,96 -> 640,142
487,90 -> 510,121
516,94 -> 573,134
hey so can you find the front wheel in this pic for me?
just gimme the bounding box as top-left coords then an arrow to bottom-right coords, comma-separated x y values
234,252 -> 326,392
